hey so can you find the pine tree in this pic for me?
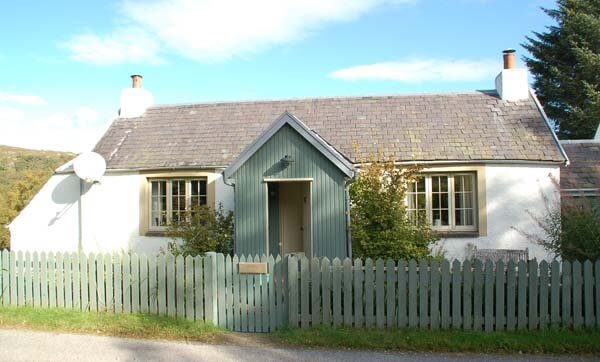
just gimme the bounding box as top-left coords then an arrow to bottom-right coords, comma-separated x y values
523,0 -> 600,139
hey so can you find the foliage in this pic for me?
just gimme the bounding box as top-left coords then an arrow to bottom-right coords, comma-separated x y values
165,204 -> 234,256
0,145 -> 74,249
516,180 -> 600,261
349,157 -> 437,260
523,0 -> 600,139
533,198 -> 600,262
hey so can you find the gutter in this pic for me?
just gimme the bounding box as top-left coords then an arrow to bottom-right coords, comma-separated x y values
344,170 -> 358,259
529,89 -> 570,166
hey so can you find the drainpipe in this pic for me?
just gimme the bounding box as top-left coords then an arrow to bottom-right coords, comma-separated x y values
221,171 -> 236,253
344,169 -> 358,259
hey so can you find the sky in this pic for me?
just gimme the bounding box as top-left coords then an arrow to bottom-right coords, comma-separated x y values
0,0 -> 556,152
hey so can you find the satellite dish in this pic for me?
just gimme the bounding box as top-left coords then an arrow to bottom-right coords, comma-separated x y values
73,152 -> 106,183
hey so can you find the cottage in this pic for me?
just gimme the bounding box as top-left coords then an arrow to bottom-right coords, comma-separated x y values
9,51 -> 568,260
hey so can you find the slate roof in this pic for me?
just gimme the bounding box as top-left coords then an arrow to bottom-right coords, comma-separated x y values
93,91 -> 566,170
560,141 -> 600,190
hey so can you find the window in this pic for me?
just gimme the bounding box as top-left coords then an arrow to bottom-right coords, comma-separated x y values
407,173 -> 477,232
149,179 -> 207,229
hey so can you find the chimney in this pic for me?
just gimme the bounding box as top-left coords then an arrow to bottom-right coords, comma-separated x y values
119,74 -> 153,118
131,74 -> 143,88
503,49 -> 516,69
495,49 -> 529,101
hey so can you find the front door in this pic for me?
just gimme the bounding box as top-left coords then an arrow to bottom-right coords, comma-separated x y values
268,181 -> 312,257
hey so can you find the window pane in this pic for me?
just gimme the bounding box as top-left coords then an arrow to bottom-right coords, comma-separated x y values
453,175 -> 475,227
440,210 -> 449,225
441,193 -> 448,208
440,176 -> 448,191
190,180 -> 207,210
151,181 -> 167,227
465,209 -> 474,225
455,209 -> 463,226
408,193 -> 416,209
407,178 -> 426,225
416,178 -> 425,192
459,176 -> 474,194
417,194 -> 426,209
431,176 -> 449,228
171,180 -> 186,223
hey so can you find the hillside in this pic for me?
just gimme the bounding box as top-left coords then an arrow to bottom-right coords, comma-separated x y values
0,145 -> 75,248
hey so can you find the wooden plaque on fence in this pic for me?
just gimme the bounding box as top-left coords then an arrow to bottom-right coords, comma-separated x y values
239,262 -> 268,274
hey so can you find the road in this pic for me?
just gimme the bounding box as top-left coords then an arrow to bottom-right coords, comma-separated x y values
0,329 -> 596,362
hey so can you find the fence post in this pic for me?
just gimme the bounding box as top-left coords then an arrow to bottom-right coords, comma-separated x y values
204,252 -> 218,325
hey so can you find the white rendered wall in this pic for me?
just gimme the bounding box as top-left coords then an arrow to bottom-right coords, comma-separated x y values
438,165 -> 560,261
10,170 -> 235,255
9,174 -> 81,253
11,164 -> 558,260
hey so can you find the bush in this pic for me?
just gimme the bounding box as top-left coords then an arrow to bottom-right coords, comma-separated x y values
560,200 -> 600,261
165,204 -> 234,256
518,188 -> 600,261
534,197 -> 600,262
349,157 -> 438,260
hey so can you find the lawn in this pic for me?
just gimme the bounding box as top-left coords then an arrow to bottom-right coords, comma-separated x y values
1,306 -> 599,355
0,306 -> 225,344
273,325 -> 600,354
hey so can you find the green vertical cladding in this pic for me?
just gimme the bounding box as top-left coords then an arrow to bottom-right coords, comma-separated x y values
233,124 -> 349,259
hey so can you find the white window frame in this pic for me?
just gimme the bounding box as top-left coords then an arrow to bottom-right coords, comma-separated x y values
148,178 -> 207,231
408,173 -> 478,233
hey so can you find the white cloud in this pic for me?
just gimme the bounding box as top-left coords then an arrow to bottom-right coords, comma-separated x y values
0,92 -> 47,106
0,106 -> 110,152
63,27 -> 163,65
331,58 -> 500,83
64,0 -> 409,64
0,106 -> 25,122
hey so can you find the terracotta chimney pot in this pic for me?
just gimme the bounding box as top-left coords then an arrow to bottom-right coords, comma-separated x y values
131,74 -> 143,89
503,49 -> 516,70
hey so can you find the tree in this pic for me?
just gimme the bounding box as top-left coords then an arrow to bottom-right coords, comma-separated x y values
349,157 -> 438,260
0,171 -> 49,249
165,204 -> 234,256
523,0 -> 600,139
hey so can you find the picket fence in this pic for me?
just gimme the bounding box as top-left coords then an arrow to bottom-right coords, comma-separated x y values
1,250 -> 599,332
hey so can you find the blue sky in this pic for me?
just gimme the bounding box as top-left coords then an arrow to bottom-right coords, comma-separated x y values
0,0 -> 555,152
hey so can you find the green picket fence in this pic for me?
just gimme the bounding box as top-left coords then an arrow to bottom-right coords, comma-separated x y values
0,250 -> 286,332
1,250 -> 599,332
287,256 -> 600,331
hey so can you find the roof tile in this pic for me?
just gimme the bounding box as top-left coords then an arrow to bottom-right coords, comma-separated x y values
93,91 -> 565,169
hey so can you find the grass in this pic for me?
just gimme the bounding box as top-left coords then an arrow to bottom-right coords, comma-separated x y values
0,306 -> 225,344
1,306 -> 599,355
273,325 -> 600,354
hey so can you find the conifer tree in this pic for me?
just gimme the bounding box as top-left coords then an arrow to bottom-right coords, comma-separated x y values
523,0 -> 600,139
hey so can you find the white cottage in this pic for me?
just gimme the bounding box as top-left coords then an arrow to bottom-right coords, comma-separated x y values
9,50 -> 568,260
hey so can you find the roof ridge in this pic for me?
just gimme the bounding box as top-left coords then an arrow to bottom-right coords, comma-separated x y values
147,89 -> 499,110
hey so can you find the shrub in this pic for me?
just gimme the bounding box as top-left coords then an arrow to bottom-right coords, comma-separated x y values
532,197 -> 600,262
349,157 -> 438,260
165,204 -> 234,256
559,199 -> 600,261
517,185 -> 600,261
